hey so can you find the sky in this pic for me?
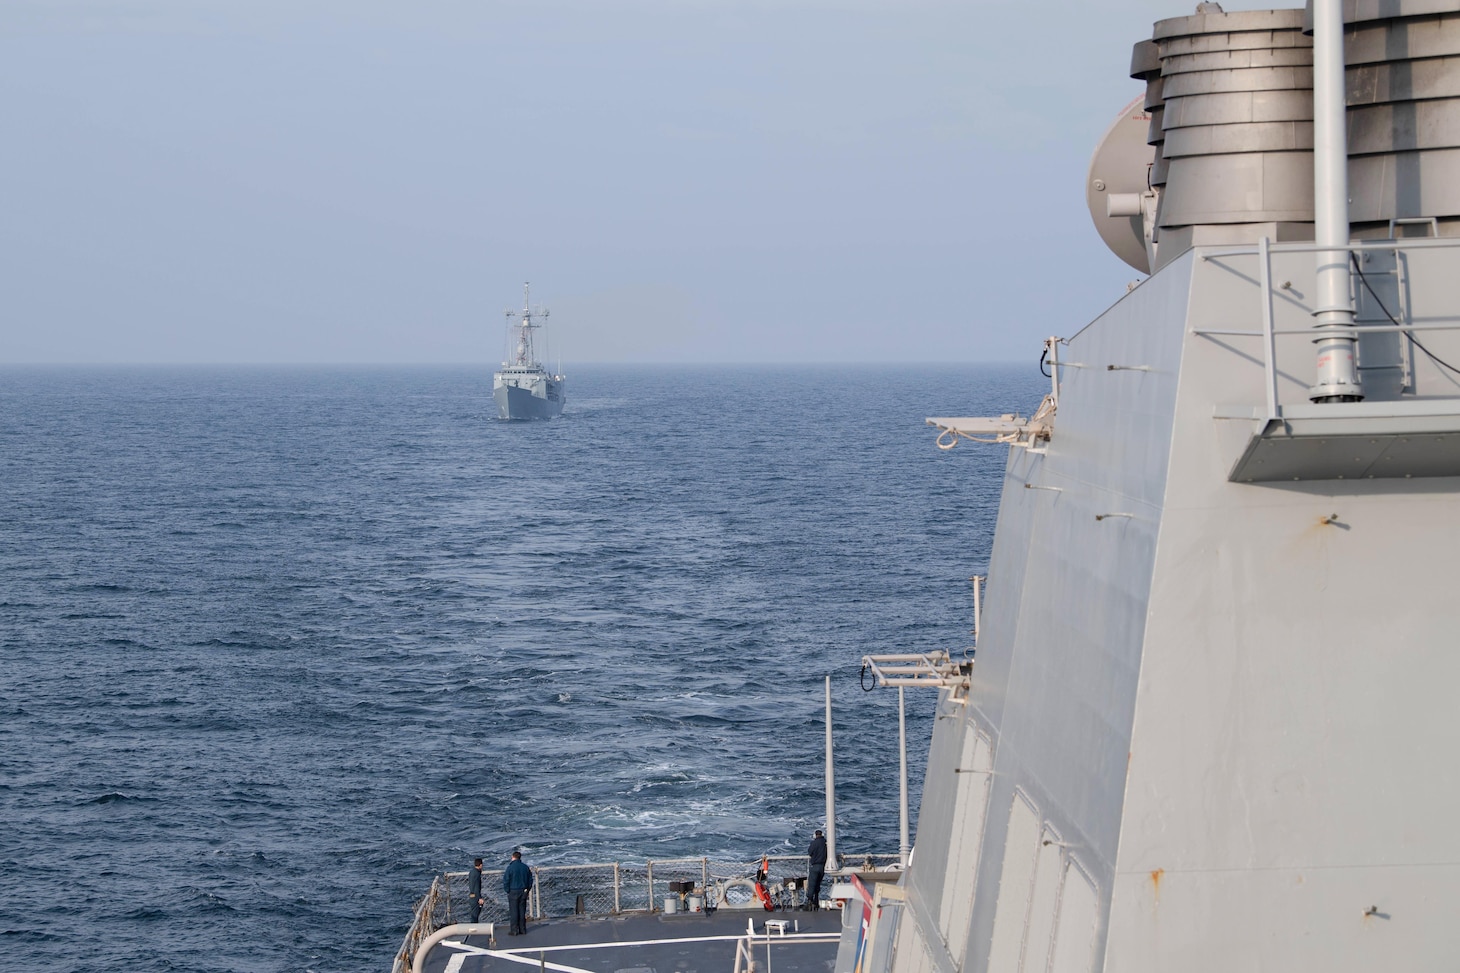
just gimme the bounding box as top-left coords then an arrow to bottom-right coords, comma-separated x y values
2,0 -> 1275,365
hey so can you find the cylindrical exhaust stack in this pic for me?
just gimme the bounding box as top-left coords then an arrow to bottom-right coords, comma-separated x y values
1149,7 -> 1317,267
1092,1 -> 1460,317
1346,2 -> 1460,240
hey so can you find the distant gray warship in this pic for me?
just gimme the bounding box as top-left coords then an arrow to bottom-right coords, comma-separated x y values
493,283 -> 565,421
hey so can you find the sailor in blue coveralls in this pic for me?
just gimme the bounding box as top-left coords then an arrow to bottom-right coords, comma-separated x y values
503,850 -> 533,934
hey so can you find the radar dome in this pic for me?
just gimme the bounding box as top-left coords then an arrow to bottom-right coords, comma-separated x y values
1086,95 -> 1156,274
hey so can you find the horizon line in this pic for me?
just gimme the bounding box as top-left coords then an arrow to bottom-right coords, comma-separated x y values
0,358 -> 1033,368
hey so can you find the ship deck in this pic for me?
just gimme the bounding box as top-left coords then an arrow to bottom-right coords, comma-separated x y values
417,909 -> 844,973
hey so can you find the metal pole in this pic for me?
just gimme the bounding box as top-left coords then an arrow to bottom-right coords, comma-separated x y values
1258,236 -> 1280,419
1309,0 -> 1363,402
898,687 -> 910,867
972,576 -> 983,651
824,675 -> 837,867
1047,337 -> 1061,408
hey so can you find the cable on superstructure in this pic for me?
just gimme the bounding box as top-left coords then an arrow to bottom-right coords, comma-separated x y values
1349,252 -> 1460,377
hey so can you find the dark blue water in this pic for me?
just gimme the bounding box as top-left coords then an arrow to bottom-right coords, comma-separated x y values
0,364 -> 1038,972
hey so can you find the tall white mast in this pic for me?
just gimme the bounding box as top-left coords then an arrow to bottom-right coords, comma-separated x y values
504,281 -> 549,368
824,675 -> 837,867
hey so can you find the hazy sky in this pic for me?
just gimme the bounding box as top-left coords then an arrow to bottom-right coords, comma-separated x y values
3,0 -> 1272,365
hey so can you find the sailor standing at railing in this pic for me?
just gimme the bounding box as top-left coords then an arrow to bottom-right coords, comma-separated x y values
468,858 -> 485,923
806,830 -> 828,911
503,850 -> 533,935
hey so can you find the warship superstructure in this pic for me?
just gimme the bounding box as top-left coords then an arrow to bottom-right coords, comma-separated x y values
399,2 -> 1460,970
883,2 -> 1460,971
493,283 -> 565,421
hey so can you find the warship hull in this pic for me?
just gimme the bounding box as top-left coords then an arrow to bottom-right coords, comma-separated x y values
493,379 -> 565,421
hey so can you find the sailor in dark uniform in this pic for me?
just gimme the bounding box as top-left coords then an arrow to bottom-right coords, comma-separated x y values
806,829 -> 828,910
468,858 -> 484,923
503,850 -> 534,934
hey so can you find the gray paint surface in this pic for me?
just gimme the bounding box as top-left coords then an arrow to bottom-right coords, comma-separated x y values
493,380 -> 566,421
880,4 -> 1460,969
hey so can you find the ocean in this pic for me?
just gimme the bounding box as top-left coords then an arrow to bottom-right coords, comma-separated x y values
0,363 -> 1039,972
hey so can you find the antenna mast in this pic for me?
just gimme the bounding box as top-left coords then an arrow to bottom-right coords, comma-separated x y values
504,281 -> 549,367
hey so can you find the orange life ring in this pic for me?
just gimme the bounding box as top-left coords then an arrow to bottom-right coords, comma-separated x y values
754,857 -> 773,910
754,881 -> 773,911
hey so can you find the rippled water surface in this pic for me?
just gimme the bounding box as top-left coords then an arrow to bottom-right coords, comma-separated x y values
0,364 -> 1039,972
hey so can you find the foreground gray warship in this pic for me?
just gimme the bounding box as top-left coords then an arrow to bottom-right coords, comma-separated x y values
493,283 -> 565,420
399,1 -> 1460,969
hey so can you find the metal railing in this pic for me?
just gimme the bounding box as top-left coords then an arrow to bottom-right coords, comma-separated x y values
390,873 -> 450,973
732,922 -> 842,973
392,851 -> 899,973
1190,236 -> 1460,420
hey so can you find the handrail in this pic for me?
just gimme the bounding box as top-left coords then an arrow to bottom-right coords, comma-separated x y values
734,935 -> 753,973
391,875 -> 447,973
732,919 -> 842,973
394,852 -> 900,973
1189,235 -> 1460,417
1198,237 -> 1460,260
1193,322 -> 1460,338
1258,236 -> 1280,419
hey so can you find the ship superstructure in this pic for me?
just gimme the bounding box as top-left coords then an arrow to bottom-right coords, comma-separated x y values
871,2 -> 1460,971
400,2 -> 1460,971
493,283 -> 566,421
